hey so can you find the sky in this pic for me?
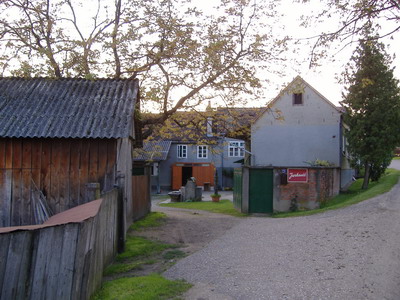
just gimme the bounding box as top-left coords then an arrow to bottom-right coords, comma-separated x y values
264,0 -> 400,106
2,0 -> 399,109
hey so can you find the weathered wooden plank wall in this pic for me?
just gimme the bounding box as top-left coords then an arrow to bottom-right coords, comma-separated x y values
0,188 -> 119,300
0,138 -> 117,227
132,175 -> 151,221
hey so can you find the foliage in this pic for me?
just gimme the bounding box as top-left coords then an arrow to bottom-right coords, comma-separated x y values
273,168 -> 400,218
143,106 -> 264,142
129,212 -> 167,231
0,0 -> 288,135
341,35 -> 400,188
92,274 -> 191,300
298,0 -> 400,65
160,199 -> 247,217
305,159 -> 335,167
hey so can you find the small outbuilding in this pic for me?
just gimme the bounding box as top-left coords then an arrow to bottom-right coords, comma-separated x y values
0,77 -> 146,227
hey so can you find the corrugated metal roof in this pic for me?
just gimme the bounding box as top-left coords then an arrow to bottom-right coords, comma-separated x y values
0,77 -> 139,139
133,141 -> 172,161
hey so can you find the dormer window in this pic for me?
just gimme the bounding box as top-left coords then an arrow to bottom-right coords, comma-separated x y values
293,93 -> 303,105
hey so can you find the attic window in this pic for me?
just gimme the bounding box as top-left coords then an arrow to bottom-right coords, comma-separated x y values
293,93 -> 303,105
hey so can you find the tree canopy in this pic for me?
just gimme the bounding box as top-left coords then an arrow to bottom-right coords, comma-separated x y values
341,35 -> 400,189
0,0 -> 288,135
298,0 -> 400,67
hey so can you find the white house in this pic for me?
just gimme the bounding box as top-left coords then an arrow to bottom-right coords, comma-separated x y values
251,76 -> 354,189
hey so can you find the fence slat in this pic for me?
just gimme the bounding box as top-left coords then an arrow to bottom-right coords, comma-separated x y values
57,224 -> 79,300
0,234 -> 10,295
1,231 -> 31,300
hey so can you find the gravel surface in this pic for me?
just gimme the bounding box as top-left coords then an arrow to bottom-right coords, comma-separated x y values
164,165 -> 400,299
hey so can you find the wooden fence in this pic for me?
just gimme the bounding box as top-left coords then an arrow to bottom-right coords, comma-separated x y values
0,188 -> 120,300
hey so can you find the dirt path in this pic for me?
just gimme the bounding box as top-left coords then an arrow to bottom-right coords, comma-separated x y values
135,198 -> 242,255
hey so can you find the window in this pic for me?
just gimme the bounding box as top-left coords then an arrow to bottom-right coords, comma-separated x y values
228,141 -> 245,157
177,145 -> 187,158
151,162 -> 159,176
197,145 -> 208,159
293,93 -> 303,105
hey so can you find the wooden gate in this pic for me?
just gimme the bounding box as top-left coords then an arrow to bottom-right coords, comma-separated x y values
171,163 -> 214,190
132,175 -> 150,221
249,168 -> 273,213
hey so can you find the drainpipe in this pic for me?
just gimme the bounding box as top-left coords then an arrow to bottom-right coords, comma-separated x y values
339,115 -> 343,189
221,138 -> 224,190
156,162 -> 161,194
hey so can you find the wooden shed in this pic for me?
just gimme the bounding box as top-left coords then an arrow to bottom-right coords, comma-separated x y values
0,77 -> 144,227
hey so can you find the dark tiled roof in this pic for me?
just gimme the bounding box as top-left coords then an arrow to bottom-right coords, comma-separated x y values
0,77 -> 139,138
133,140 -> 172,161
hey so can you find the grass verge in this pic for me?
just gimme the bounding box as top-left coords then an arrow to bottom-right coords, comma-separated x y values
94,212 -> 191,299
159,199 -> 247,217
129,212 -> 167,231
116,236 -> 178,262
273,168 -> 400,218
92,274 -> 191,300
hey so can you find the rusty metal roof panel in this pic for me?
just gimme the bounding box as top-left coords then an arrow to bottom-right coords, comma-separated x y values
0,77 -> 138,139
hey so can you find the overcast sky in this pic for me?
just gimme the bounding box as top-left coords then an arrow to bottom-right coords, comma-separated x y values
266,0 -> 400,106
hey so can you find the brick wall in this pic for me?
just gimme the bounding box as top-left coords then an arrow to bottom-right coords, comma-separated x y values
274,167 -> 340,212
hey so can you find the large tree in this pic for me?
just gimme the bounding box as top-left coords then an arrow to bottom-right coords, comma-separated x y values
341,35 -> 400,189
0,0 -> 287,137
297,0 -> 400,67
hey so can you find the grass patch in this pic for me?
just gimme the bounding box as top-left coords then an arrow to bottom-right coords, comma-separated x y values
159,199 -> 247,217
97,210 -> 190,299
273,168 -> 400,218
159,200 -> 247,217
130,212 -> 167,231
162,249 -> 186,260
103,261 -> 144,276
116,236 -> 177,261
92,274 -> 192,300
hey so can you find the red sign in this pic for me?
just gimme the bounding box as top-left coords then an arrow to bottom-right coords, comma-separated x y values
287,168 -> 308,183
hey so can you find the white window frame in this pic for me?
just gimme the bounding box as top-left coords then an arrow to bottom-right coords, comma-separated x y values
177,144 -> 187,158
228,141 -> 245,157
197,145 -> 208,159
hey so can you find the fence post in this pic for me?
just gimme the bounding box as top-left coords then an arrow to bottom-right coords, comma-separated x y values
116,173 -> 126,253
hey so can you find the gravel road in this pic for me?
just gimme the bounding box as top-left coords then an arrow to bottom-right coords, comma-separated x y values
164,164 -> 400,299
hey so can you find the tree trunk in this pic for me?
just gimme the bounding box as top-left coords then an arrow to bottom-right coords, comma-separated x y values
362,162 -> 370,189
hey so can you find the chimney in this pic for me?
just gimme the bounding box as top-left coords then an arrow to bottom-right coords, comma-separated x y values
206,117 -> 213,137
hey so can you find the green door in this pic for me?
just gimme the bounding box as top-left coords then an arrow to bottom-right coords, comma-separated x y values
249,169 -> 273,213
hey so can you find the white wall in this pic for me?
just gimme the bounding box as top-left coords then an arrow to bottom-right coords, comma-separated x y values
252,84 -> 342,167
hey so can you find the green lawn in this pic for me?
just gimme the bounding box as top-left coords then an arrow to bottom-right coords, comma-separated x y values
159,199 -> 247,217
93,212 -> 191,299
273,168 -> 400,218
92,274 -> 191,300
129,212 -> 167,231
